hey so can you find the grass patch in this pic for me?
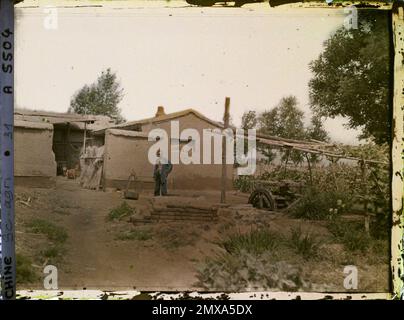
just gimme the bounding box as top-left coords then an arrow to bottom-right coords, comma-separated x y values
16,253 -> 37,284
368,239 -> 389,264
159,233 -> 185,250
27,219 -> 68,244
341,231 -> 370,253
327,219 -> 370,253
371,239 -> 388,257
107,201 -> 134,221
218,228 -> 278,256
288,227 -> 320,260
156,227 -> 198,250
40,245 -> 65,261
115,229 -> 152,241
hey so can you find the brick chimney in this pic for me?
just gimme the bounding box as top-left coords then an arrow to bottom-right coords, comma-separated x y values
155,106 -> 166,117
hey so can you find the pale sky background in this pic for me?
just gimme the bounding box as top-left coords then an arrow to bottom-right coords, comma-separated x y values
14,1 -> 370,144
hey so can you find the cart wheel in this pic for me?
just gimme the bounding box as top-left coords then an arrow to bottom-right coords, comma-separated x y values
248,188 -> 276,211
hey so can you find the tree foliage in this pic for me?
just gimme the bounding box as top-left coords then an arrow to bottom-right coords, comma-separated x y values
259,96 -> 305,140
240,96 -> 329,165
306,114 -> 329,143
241,110 -> 258,130
305,114 -> 330,164
309,10 -> 390,145
259,96 -> 306,165
69,68 -> 125,123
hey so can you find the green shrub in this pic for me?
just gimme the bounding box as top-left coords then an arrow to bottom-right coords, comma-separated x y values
196,251 -> 309,292
107,201 -> 134,221
218,228 -> 278,256
289,187 -> 351,220
288,227 -> 320,260
16,254 -> 37,284
234,176 -> 255,193
27,219 -> 68,244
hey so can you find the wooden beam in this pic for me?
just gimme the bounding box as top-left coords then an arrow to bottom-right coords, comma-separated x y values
221,97 -> 230,204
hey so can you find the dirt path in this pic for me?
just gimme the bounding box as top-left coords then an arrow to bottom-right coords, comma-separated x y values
18,178 -> 203,290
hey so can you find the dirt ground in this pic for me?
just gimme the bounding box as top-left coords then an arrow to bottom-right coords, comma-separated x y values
15,177 -> 390,292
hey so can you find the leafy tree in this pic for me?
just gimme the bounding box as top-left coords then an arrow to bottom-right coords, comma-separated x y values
305,114 -> 330,165
306,114 -> 329,143
241,110 -> 258,130
309,10 -> 390,145
239,110 -> 262,162
258,96 -> 306,165
241,96 -> 331,166
257,96 -> 306,139
272,96 -> 305,140
69,68 -> 125,123
256,108 -> 279,163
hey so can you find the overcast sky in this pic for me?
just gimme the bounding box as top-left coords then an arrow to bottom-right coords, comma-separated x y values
15,1 -> 366,144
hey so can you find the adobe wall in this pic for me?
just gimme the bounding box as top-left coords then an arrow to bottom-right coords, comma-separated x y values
14,122 -> 57,187
103,129 -> 153,186
103,122 -> 234,191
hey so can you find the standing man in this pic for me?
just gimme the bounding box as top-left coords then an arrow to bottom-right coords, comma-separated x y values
153,150 -> 173,196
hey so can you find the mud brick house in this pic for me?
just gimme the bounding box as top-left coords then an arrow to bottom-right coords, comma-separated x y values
95,106 -> 234,191
14,107 -> 234,190
14,109 -> 115,187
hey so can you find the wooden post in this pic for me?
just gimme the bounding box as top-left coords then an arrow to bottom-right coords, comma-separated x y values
83,121 -> 87,151
305,153 -> 313,186
283,149 -> 290,178
361,159 -> 370,235
66,123 -> 71,168
221,97 -> 230,204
